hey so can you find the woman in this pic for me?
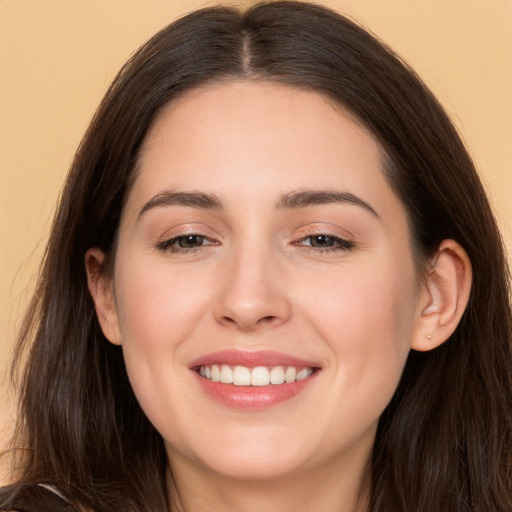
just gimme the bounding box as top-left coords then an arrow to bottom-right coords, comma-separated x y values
1,1 -> 511,511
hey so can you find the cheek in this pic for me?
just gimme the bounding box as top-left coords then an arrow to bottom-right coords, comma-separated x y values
301,259 -> 417,408
114,260 -> 211,350
110,261 -> 224,457
337,275 -> 414,357
111,259 -> 214,419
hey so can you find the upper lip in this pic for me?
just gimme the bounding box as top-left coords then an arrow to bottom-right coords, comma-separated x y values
190,349 -> 321,369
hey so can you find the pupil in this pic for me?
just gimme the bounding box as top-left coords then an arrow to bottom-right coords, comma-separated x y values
311,235 -> 334,247
179,235 -> 203,248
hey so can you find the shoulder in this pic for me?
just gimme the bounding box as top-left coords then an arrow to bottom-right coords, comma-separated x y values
0,483 -> 79,512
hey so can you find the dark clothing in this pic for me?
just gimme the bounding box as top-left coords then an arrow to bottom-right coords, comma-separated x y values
0,483 -> 78,512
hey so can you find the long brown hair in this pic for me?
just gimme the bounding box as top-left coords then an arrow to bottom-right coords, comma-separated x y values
2,2 -> 511,511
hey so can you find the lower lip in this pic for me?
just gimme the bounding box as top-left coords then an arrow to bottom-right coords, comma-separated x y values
195,371 -> 319,410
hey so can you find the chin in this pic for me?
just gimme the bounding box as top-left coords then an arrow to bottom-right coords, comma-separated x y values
168,426 -> 316,481
202,450 -> 307,481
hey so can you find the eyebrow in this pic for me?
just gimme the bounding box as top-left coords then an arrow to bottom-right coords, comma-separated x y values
137,188 -> 380,220
276,190 -> 380,219
138,190 -> 223,220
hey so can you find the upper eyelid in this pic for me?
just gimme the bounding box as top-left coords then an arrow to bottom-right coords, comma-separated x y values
163,233 -> 218,245
154,219 -> 356,242
158,228 -> 353,241
158,224 -> 218,240
292,221 -> 355,237
161,233 -> 354,250
297,233 -> 348,241
292,229 -> 354,243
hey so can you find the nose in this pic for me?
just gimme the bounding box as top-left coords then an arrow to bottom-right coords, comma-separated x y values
213,246 -> 292,332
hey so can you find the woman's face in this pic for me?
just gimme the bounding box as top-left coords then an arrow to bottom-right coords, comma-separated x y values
99,81 -> 426,482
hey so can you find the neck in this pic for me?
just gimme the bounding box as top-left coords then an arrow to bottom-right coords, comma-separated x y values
167,451 -> 370,512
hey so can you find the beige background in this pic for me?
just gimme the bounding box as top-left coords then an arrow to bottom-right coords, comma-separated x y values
1,0 -> 511,466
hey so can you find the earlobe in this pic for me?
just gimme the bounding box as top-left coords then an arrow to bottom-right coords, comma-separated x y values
411,239 -> 472,352
85,248 -> 122,346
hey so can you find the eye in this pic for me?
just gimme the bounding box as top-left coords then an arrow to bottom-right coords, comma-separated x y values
157,234 -> 215,253
295,234 -> 355,252
174,235 -> 207,248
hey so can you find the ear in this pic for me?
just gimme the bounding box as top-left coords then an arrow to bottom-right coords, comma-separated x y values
411,239 -> 472,351
85,248 -> 122,346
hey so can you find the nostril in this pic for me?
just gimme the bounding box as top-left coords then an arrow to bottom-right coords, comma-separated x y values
220,314 -> 280,331
258,315 -> 277,324
253,315 -> 283,329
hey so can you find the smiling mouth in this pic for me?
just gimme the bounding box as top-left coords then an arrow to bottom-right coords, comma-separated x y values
192,352 -> 321,409
197,364 -> 317,386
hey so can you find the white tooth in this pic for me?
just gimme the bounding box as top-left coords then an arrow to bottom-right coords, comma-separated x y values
220,364 -> 234,384
211,364 -> 220,382
270,366 -> 285,385
199,366 -> 206,377
205,366 -> 211,379
296,367 -> 310,381
233,366 -> 251,386
285,366 -> 297,383
251,366 -> 270,386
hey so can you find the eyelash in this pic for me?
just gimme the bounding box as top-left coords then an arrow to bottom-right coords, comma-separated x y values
293,234 -> 355,253
157,233 -> 355,255
157,234 -> 215,254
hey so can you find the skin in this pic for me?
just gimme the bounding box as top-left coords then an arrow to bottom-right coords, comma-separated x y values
87,81 -> 472,511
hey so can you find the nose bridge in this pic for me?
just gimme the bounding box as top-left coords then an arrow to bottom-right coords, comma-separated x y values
214,233 -> 291,331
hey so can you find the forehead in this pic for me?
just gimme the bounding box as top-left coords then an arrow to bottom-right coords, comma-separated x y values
128,80 -> 402,222
141,80 -> 376,164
